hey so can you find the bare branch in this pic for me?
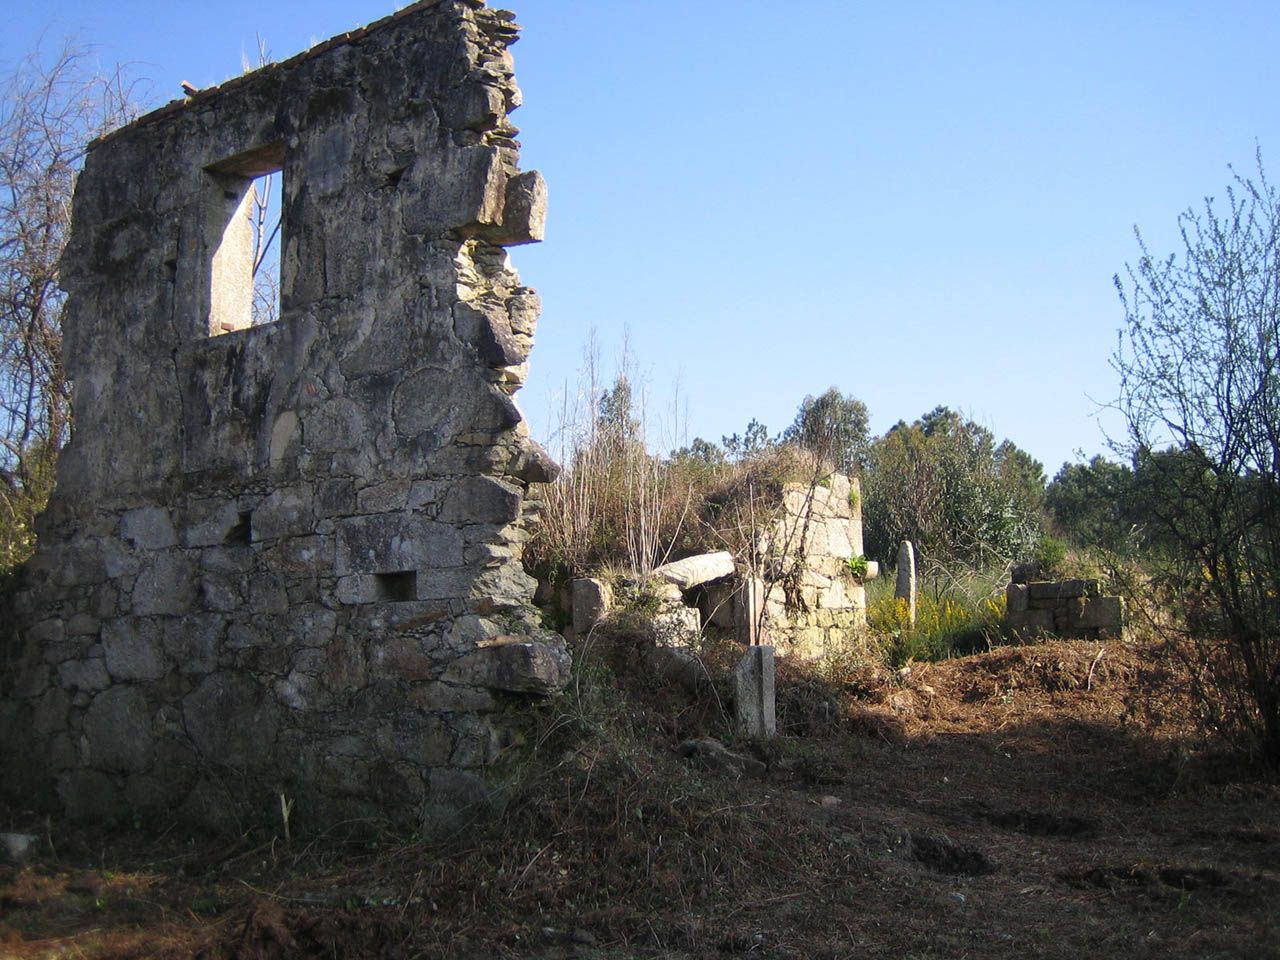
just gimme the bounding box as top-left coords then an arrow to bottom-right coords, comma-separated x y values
0,38 -> 139,567
1112,151 -> 1280,765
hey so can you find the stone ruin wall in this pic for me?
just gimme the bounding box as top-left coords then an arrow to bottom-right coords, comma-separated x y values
573,474 -> 873,661
0,0 -> 568,832
754,474 -> 871,658
1005,578 -> 1125,640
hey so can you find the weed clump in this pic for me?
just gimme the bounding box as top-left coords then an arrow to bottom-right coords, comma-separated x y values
865,566 -> 1007,667
267,619 -> 877,952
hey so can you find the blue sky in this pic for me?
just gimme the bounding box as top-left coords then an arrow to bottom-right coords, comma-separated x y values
8,1 -> 1280,476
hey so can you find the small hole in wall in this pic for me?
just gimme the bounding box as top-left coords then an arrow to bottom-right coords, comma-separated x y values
225,511 -> 253,545
375,571 -> 417,602
384,165 -> 407,189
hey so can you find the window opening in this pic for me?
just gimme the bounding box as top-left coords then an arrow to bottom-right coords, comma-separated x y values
204,143 -> 284,336
225,511 -> 253,545
250,170 -> 282,326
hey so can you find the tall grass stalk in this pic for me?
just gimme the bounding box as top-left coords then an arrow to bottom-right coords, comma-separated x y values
533,338 -> 690,579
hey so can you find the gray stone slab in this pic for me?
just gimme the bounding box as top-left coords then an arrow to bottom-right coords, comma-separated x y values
651,552 -> 735,591
731,645 -> 776,740
334,514 -> 465,576
101,618 -> 165,682
1079,596 -> 1125,631
571,577 -> 612,635
652,603 -> 702,647
57,658 -> 111,693
1026,579 -> 1099,601
84,686 -> 154,773
131,553 -> 195,616
119,508 -> 177,550
442,635 -> 571,696
0,833 -> 39,865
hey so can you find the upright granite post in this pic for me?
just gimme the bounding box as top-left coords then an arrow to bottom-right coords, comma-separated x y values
0,0 -> 566,833
735,577 -> 764,647
896,540 -> 917,627
731,645 -> 776,739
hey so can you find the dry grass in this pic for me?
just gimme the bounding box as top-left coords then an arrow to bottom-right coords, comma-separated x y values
529,355 -> 828,593
2,635 -> 1277,959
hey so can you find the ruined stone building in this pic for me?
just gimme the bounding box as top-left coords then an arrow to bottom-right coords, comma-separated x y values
687,474 -> 873,659
569,473 -> 875,662
755,474 -> 872,658
0,0 -> 567,831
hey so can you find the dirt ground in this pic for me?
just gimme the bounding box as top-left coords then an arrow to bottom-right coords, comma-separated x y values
2,638 -> 1277,959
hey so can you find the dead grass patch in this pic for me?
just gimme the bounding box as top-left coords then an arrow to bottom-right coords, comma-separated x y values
1,636 -> 1277,959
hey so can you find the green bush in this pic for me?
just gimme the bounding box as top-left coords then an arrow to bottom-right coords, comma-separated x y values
0,446 -> 57,575
1034,535 -> 1068,577
861,407 -> 1043,568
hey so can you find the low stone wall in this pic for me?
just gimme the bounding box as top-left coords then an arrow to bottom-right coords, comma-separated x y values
1005,579 -> 1125,640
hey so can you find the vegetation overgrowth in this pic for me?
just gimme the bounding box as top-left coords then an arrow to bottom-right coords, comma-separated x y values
530,346 -> 1046,587
865,570 -> 1008,668
527,317 -> 1280,769
1048,153 -> 1280,767
861,405 -> 1045,565
0,44 -> 137,572
2,622 -> 1276,958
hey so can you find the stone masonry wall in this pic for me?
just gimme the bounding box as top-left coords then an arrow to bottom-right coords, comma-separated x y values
685,475 -> 870,660
758,475 -> 870,659
1005,579 -> 1125,641
568,476 -> 871,663
0,0 -> 567,832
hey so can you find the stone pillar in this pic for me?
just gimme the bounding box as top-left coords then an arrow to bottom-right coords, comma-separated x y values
735,577 -> 763,646
895,540 -> 917,627
731,645 -> 776,739
571,577 -> 612,636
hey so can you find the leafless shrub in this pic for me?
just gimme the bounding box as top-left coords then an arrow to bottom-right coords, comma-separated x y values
532,341 -> 692,580
0,41 -> 140,569
1112,150 -> 1280,765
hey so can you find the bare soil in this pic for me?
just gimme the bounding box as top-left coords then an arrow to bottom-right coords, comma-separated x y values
2,638 -> 1277,959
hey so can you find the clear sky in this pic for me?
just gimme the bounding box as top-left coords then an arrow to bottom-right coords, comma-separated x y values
7,1 -> 1280,477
